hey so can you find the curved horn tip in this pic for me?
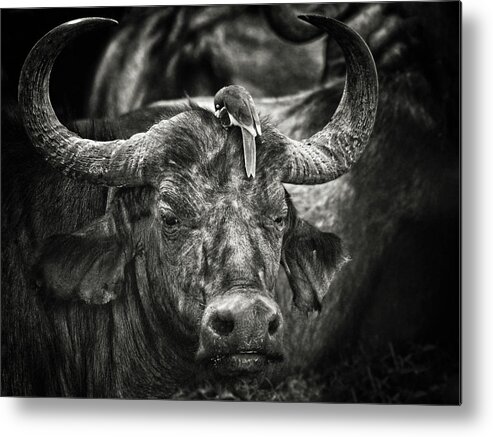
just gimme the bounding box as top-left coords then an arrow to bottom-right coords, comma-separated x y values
16,16 -> 162,188
63,17 -> 118,27
279,14 -> 379,185
297,14 -> 323,24
265,6 -> 324,44
298,14 -> 377,75
298,15 -> 346,31
42,17 -> 119,38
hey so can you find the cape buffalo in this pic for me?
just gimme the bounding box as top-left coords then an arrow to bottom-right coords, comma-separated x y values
87,4 -> 459,386
1,15 -> 377,398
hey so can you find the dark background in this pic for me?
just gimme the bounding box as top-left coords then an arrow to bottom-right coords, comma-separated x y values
2,7 -> 128,119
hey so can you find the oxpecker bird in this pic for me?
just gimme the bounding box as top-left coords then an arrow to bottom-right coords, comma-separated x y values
214,85 -> 261,178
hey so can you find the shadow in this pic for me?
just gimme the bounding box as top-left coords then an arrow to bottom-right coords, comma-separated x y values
460,12 -> 479,418
10,395 -> 473,425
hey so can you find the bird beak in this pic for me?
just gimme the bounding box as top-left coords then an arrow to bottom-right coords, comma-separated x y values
214,110 -> 220,118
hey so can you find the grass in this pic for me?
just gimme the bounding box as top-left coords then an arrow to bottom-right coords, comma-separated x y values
171,342 -> 459,404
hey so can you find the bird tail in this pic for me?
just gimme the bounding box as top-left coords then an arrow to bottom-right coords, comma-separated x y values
241,128 -> 256,178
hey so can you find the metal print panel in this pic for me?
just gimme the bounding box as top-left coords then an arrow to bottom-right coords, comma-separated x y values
1,2 -> 460,403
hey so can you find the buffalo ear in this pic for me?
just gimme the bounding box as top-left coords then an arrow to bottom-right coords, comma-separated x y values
34,216 -> 127,304
282,218 -> 347,312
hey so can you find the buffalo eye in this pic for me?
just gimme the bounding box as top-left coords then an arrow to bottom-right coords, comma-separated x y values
162,211 -> 180,228
273,216 -> 286,232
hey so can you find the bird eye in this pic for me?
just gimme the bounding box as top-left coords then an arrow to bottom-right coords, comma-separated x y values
215,104 -> 220,109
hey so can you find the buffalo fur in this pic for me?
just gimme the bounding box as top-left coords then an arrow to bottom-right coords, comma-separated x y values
1,104 -> 345,397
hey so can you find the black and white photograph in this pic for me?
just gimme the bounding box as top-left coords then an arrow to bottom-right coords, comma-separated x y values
1,1 -> 460,406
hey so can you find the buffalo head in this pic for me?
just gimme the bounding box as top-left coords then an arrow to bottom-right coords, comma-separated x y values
19,16 -> 377,378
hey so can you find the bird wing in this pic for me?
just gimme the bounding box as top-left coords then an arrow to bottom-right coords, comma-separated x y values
223,92 -> 257,137
245,92 -> 262,136
241,127 -> 256,178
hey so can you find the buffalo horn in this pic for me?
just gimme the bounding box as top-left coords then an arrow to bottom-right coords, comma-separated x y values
279,16 -> 378,184
264,5 -> 325,43
18,18 -> 171,187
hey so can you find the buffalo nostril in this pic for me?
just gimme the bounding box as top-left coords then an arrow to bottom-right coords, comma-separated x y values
268,315 -> 280,336
210,313 -> 234,336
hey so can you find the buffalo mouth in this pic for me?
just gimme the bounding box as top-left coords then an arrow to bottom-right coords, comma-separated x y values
204,351 -> 284,376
